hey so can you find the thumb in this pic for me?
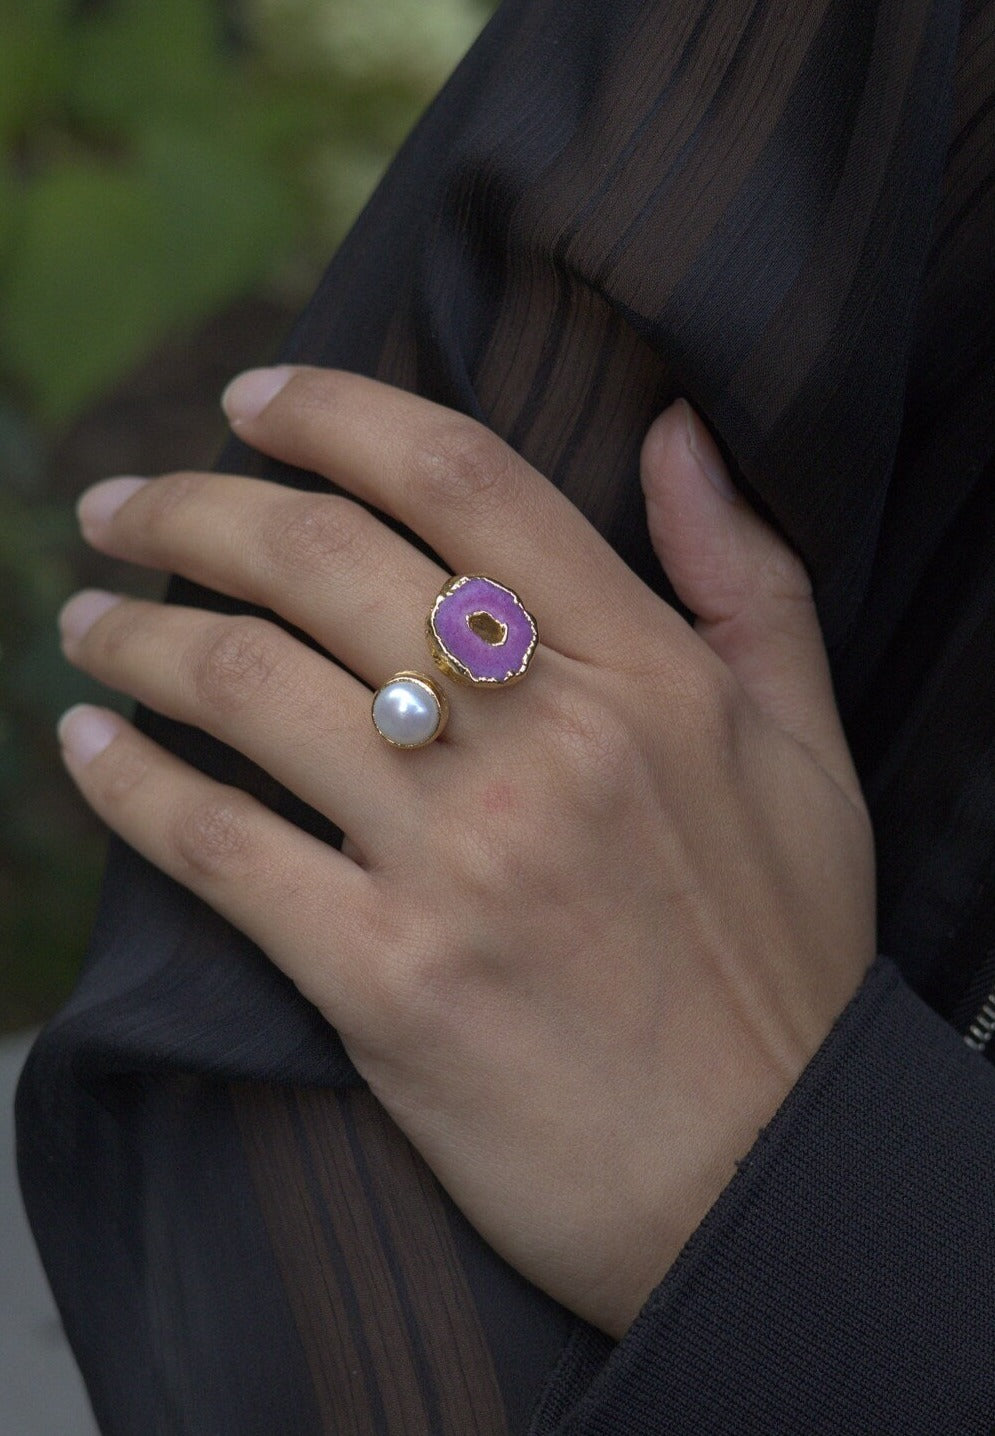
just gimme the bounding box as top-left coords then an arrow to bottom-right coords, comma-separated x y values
641,399 -> 859,800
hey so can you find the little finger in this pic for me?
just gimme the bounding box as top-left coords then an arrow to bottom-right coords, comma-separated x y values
56,704 -> 377,1022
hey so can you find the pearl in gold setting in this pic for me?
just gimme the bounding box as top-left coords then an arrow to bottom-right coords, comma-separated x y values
372,673 -> 448,749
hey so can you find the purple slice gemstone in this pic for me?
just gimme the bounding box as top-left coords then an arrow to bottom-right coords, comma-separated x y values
431,576 -> 536,683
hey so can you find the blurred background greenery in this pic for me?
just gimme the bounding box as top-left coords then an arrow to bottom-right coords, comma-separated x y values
0,0 -> 492,1032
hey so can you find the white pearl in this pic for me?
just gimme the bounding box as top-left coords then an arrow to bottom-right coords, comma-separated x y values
372,677 -> 444,748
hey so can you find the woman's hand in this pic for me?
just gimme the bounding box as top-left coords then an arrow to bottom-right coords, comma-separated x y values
56,367 -> 875,1338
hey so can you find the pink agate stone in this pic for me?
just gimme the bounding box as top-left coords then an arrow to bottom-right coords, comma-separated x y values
428,575 -> 538,686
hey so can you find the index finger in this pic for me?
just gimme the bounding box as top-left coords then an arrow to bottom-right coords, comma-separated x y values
221,366 -> 691,668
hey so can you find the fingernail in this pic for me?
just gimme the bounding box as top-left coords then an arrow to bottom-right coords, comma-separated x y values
57,705 -> 121,765
77,476 -> 149,534
58,589 -> 122,647
221,365 -> 295,424
680,398 -> 738,501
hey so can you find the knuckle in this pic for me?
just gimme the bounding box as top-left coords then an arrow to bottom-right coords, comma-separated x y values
136,470 -> 206,535
287,365 -> 333,418
676,657 -> 729,715
546,690 -> 637,772
447,810 -> 526,903
408,419 -> 519,511
95,740 -> 152,806
676,662 -> 741,762
171,795 -> 256,880
86,601 -> 150,666
540,688 -> 644,808
378,931 -> 468,1030
191,619 -> 282,715
263,494 -> 372,579
375,900 -> 462,989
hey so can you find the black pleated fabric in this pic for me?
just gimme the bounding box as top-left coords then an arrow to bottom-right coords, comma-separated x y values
17,0 -> 995,1430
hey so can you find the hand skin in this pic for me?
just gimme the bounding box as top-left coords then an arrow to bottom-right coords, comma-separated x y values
56,367 -> 876,1339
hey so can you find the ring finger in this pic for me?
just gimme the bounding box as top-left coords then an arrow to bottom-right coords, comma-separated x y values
58,591 -> 428,847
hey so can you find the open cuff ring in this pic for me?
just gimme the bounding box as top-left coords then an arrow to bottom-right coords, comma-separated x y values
372,576 -> 537,750
428,575 -> 538,688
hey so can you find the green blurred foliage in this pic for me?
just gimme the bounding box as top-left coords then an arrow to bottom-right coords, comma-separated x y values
0,0 -> 490,425
0,0 -> 492,1030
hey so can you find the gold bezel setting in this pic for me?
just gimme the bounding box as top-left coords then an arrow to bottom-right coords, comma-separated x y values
371,671 -> 449,749
427,575 -> 538,688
